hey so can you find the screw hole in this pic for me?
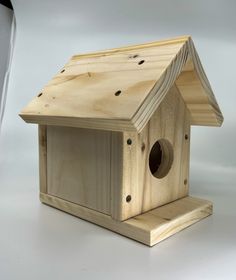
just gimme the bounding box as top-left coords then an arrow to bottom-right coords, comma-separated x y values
184,179 -> 188,185
60,69 -> 65,73
185,134 -> 188,140
141,142 -> 145,151
115,90 -> 122,96
129,54 -> 139,59
126,195 -> 132,203
37,93 -> 43,97
138,60 -> 145,65
127,138 -> 132,145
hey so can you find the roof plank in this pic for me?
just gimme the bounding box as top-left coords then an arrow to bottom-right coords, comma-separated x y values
20,36 -> 223,131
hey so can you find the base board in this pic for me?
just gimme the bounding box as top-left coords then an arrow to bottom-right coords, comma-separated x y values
40,193 -> 212,246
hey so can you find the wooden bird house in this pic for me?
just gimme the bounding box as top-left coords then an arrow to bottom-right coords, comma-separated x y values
20,36 -> 223,246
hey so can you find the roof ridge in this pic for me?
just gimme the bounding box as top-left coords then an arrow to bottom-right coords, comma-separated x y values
71,35 -> 191,60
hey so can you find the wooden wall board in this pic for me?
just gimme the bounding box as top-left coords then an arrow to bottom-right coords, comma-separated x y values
46,126 -> 113,215
40,193 -> 212,247
111,85 -> 191,221
138,84 -> 191,210
20,36 -> 223,132
111,131 -> 141,220
110,131 -> 123,219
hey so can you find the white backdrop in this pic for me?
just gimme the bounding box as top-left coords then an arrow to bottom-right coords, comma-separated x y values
0,1 -> 236,279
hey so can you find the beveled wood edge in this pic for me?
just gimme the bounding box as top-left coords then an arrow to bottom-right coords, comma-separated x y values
71,35 -> 190,60
39,193 -> 213,246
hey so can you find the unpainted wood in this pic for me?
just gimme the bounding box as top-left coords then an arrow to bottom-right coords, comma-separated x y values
112,85 -> 190,221
111,131 -> 142,220
20,41 -> 185,132
20,36 -> 223,132
176,71 -> 221,126
46,126 -> 113,215
38,125 -> 47,193
110,132 -> 123,219
40,193 -> 212,247
71,35 -> 190,60
138,84 -> 191,212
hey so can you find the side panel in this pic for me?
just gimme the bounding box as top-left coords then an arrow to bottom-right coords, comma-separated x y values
111,84 -> 191,221
47,126 -> 111,215
138,84 -> 190,212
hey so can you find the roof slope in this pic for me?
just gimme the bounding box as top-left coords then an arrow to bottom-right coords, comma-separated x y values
20,36 -> 223,132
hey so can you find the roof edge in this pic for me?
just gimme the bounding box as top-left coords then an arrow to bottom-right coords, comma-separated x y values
20,36 -> 223,132
19,113 -> 136,132
71,35 -> 191,60
130,37 -> 224,132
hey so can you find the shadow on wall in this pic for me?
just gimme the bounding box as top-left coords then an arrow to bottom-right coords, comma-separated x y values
0,0 -> 15,131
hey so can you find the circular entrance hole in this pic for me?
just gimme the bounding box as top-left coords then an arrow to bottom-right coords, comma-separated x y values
149,139 -> 174,179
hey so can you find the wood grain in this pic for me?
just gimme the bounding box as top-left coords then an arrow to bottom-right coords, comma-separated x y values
112,85 -> 191,221
111,131 -> 141,220
40,193 -> 212,247
20,36 -> 223,132
110,132 -> 123,219
46,126 -> 113,214
38,125 -> 47,193
138,84 -> 191,210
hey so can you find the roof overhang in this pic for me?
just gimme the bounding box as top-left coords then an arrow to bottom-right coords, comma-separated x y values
20,36 -> 223,132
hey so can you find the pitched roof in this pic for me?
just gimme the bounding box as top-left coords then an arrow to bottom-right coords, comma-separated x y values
20,36 -> 223,132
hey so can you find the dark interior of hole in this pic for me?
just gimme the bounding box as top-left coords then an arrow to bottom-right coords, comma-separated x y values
115,90 -> 121,96
138,60 -> 145,65
149,141 -> 162,175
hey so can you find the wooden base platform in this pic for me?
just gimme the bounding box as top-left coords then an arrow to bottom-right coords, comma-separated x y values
40,193 -> 212,246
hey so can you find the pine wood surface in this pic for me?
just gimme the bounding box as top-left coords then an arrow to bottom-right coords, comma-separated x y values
47,126 -> 113,214
20,36 -> 223,132
42,84 -> 190,221
40,193 -> 212,246
112,85 -> 191,220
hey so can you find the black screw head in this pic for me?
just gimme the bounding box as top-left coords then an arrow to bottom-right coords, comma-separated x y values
141,142 -> 145,151
115,90 -> 122,96
138,60 -> 145,65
